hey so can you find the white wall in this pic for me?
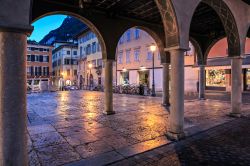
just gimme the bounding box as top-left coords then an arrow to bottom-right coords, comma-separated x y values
149,68 -> 163,92
129,70 -> 138,85
185,67 -> 198,92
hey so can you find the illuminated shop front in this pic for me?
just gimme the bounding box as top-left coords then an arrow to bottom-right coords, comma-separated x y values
245,69 -> 250,91
206,69 -> 226,90
120,70 -> 129,85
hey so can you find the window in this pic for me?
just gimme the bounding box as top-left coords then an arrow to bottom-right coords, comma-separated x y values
43,56 -> 49,62
74,70 -> 77,76
206,69 -> 226,87
34,67 -> 42,76
158,52 -> 161,60
92,42 -> 97,53
126,30 -> 131,42
126,50 -> 131,64
43,67 -> 49,76
80,46 -> 83,57
35,55 -> 39,62
134,29 -> 140,39
97,43 -> 101,52
67,69 -> 70,76
73,51 -> 77,56
27,55 -> 32,62
86,44 -> 91,55
118,51 -> 123,64
73,59 -> 78,65
67,51 -> 70,55
64,59 -> 71,65
147,50 -> 153,60
27,66 -> 32,76
134,49 -> 140,62
39,55 -> 43,62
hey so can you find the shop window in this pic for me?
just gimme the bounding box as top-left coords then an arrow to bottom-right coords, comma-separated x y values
67,69 -> 70,76
121,71 -> 129,84
206,69 -> 226,87
246,69 -> 250,90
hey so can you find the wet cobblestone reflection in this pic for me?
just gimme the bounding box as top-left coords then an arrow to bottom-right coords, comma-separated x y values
27,91 -> 250,166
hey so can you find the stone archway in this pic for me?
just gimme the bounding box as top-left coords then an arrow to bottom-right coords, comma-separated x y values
154,0 -> 179,49
190,0 -> 241,59
202,0 -> 241,57
32,11 -> 108,60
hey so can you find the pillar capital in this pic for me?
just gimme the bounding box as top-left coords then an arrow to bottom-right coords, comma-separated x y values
0,24 -> 33,36
229,56 -> 245,60
103,59 -> 116,62
161,62 -> 170,65
164,46 -> 189,52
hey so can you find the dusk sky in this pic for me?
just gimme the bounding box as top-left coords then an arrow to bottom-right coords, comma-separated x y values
29,15 -> 67,42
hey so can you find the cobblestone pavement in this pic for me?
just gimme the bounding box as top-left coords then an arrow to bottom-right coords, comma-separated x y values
27,91 -> 250,166
110,116 -> 250,166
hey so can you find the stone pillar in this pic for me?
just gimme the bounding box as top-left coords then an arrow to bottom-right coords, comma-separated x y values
230,57 -> 243,117
104,59 -> 115,115
199,65 -> 206,100
0,31 -> 29,165
167,49 -> 185,140
162,63 -> 170,106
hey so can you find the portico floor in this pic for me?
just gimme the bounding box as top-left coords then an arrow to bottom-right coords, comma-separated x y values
27,91 -> 250,166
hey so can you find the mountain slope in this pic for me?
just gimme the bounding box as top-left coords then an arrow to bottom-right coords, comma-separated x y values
39,16 -> 87,45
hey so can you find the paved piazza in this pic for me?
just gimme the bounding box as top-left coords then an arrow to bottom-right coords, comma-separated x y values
27,91 -> 250,166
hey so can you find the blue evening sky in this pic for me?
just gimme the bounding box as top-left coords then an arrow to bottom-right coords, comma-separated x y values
29,15 -> 67,42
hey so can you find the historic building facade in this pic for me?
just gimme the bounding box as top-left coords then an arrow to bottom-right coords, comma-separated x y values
77,28 -> 197,92
52,43 -> 79,88
26,41 -> 53,91
77,29 -> 103,89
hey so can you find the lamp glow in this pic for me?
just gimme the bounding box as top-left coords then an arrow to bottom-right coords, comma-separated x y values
150,44 -> 157,52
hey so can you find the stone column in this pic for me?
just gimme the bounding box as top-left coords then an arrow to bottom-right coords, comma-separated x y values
230,57 -> 243,117
104,59 -> 115,115
199,65 -> 206,100
162,63 -> 170,106
0,31 -> 29,165
166,49 -> 185,140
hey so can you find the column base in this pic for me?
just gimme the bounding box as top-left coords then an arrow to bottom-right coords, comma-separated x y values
162,103 -> 170,107
228,112 -> 242,118
199,98 -> 206,100
103,111 -> 116,115
166,131 -> 185,141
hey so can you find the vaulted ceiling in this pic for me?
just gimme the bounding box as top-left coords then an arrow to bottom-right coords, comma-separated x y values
34,0 -> 162,24
242,0 -> 250,5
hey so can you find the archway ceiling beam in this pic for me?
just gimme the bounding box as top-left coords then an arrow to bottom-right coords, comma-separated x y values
190,3 -> 225,37
35,0 -> 162,24
242,0 -> 250,5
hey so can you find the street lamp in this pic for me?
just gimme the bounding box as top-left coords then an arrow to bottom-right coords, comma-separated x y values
150,44 -> 157,97
88,63 -> 92,90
